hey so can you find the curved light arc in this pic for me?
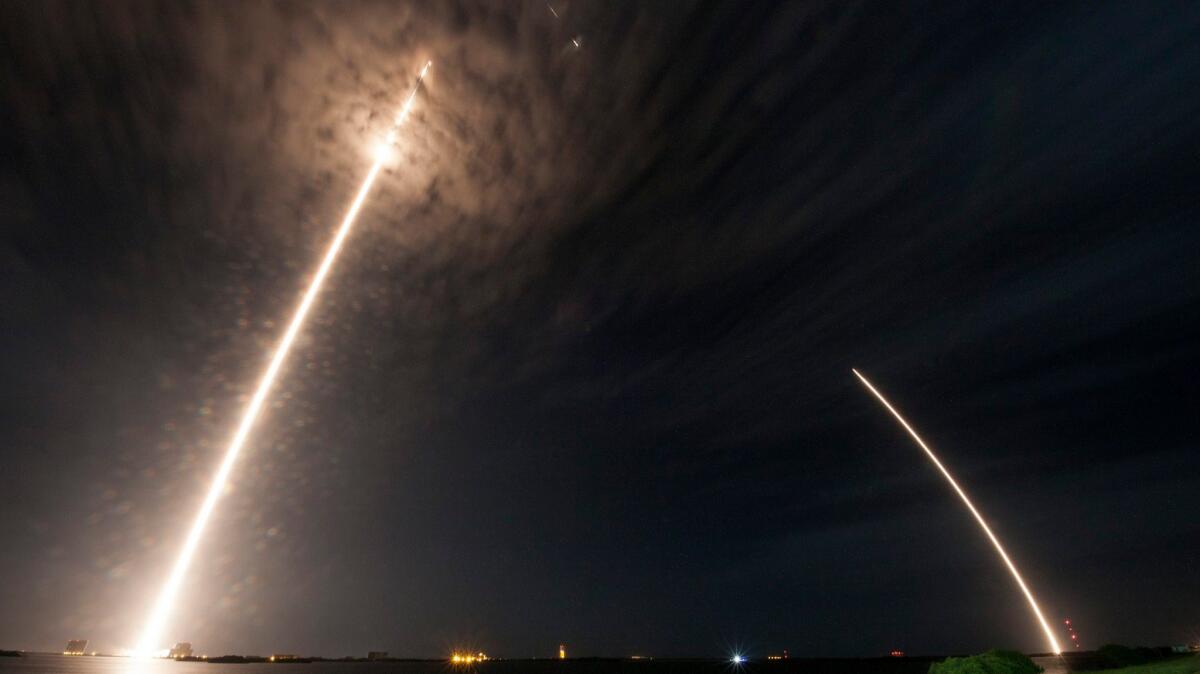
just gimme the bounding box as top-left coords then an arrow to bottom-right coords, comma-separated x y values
852,368 -> 1061,655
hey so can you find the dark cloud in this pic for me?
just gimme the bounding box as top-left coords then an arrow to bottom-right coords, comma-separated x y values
1,0 -> 1198,659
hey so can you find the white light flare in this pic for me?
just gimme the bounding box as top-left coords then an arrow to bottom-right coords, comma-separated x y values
134,61 -> 432,657
851,369 -> 1062,655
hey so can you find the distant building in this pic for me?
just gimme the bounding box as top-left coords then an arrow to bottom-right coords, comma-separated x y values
169,643 -> 194,659
269,654 -> 297,662
559,644 -> 566,659
367,651 -> 388,661
64,640 -> 88,656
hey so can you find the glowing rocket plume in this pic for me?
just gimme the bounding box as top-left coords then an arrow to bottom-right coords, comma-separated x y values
134,61 -> 432,656
851,369 -> 1061,655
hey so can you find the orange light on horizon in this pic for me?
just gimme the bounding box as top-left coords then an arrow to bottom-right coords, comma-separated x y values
450,652 -> 488,664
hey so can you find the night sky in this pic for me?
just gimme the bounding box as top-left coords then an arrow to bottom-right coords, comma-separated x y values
2,0 -> 1198,660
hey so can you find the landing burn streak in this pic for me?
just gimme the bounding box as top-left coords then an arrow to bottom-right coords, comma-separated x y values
852,368 -> 1062,655
133,61 -> 432,657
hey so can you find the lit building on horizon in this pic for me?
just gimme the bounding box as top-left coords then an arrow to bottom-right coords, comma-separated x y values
63,640 -> 88,656
559,644 -> 566,659
450,652 -> 489,665
367,651 -> 388,661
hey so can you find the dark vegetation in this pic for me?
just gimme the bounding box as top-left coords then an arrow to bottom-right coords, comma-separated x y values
1085,645 -> 1191,671
207,655 -> 269,663
927,650 -> 1042,674
1048,645 -> 1194,671
1084,654 -> 1200,674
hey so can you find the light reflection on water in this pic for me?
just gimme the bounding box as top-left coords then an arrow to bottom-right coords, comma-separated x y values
0,654 -> 346,674
1031,656 -> 1071,674
0,653 -> 1086,674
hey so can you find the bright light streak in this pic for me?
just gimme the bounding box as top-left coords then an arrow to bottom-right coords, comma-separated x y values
133,61 -> 432,657
851,369 -> 1062,655
374,142 -> 393,163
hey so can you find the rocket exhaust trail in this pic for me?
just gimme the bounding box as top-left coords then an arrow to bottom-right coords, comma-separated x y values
851,369 -> 1062,655
134,61 -> 432,657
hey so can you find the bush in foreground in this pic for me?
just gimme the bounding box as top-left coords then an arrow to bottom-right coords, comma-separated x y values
928,649 -> 1043,674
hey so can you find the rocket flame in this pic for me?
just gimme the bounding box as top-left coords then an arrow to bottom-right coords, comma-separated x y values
852,369 -> 1061,655
133,61 -> 431,656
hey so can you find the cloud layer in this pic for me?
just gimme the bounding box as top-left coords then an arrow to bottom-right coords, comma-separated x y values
2,0 -> 1198,658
